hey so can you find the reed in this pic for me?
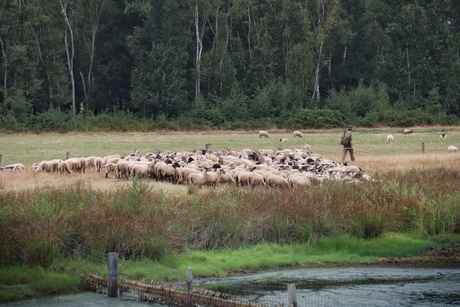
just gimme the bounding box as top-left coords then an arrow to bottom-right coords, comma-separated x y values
1,167 -> 459,268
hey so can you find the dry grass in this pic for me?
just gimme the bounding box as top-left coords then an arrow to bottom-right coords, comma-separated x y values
0,152 -> 458,195
1,127 -> 460,192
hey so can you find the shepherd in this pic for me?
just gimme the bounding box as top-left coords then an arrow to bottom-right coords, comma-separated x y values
341,126 -> 355,163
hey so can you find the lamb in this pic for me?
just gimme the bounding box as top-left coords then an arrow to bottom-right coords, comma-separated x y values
448,145 -> 458,153
102,163 -> 117,178
280,138 -> 288,143
387,134 -> 394,144
259,130 -> 270,138
293,131 -> 304,138
403,128 -> 413,134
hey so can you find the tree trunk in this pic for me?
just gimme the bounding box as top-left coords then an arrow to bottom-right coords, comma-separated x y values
194,4 -> 202,100
0,37 -> 7,103
60,0 -> 76,115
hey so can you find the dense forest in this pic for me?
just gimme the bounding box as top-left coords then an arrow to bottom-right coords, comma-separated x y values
1,0 -> 460,131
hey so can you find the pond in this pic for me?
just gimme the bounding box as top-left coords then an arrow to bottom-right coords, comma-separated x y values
4,266 -> 460,306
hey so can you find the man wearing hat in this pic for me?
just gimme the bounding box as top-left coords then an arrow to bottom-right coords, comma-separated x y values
341,126 -> 355,162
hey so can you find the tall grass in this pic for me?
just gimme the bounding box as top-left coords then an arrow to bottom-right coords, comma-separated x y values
1,168 -> 459,268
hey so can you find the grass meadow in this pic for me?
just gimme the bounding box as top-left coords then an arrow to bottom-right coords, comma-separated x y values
1,127 -> 460,301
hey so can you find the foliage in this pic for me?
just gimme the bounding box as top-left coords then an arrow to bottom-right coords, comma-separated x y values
285,109 -> 344,129
1,169 -> 459,269
0,0 -> 460,127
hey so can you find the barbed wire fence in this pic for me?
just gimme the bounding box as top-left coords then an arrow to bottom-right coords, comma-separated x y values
58,239 -> 367,306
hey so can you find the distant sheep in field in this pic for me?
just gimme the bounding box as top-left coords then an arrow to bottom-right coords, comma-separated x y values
448,145 -> 458,153
387,134 -> 394,144
280,138 -> 288,143
440,134 -> 447,138
403,129 -> 413,134
293,131 -> 303,138
259,131 -> 270,138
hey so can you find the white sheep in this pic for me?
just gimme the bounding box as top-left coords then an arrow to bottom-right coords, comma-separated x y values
0,163 -> 25,172
280,138 -> 288,143
403,128 -> 413,134
448,145 -> 458,153
440,134 -> 447,138
387,134 -> 394,144
293,131 -> 304,138
259,130 -> 270,138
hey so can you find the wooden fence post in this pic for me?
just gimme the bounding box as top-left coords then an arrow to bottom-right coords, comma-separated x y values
108,253 -> 118,297
186,267 -> 193,307
288,284 -> 297,307
205,144 -> 212,153
0,154 -> 2,167
422,142 -> 425,154
66,152 -> 70,160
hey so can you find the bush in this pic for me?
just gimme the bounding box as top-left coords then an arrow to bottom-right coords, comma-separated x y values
285,109 -> 344,129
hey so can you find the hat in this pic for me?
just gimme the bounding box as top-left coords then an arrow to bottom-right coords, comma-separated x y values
347,126 -> 352,130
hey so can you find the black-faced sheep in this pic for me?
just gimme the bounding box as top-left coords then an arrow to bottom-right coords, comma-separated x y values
387,134 -> 394,144
280,138 -> 288,143
259,131 -> 270,138
293,131 -> 304,138
448,145 -> 458,153
440,134 -> 447,138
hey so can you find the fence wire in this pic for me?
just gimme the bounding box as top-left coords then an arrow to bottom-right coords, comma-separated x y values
59,240 -> 370,306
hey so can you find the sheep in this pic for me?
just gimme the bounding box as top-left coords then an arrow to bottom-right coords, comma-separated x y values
93,157 -> 105,172
0,163 -> 25,172
280,138 -> 288,143
102,163 -> 117,178
249,172 -> 265,188
403,128 -> 413,134
187,172 -> 204,186
288,175 -> 310,189
387,134 -> 394,144
293,131 -> 304,138
303,144 -> 312,153
219,169 -> 236,185
130,163 -> 150,179
202,169 -> 222,187
259,130 -> 270,138
440,134 -> 447,138
266,174 -> 290,188
58,160 -> 72,174
448,145 -> 458,153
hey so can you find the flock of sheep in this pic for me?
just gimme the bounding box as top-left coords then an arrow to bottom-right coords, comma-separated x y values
15,144 -> 368,189
0,129 -> 457,190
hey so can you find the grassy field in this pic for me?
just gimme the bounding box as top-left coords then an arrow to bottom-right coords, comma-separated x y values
1,127 -> 460,302
0,127 -> 459,192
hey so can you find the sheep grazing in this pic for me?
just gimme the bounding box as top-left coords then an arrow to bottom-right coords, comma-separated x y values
0,163 -> 25,172
403,128 -> 413,134
280,138 -> 288,143
387,134 -> 394,144
259,130 -> 270,138
448,145 -> 458,153
440,134 -> 447,138
293,131 -> 304,138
